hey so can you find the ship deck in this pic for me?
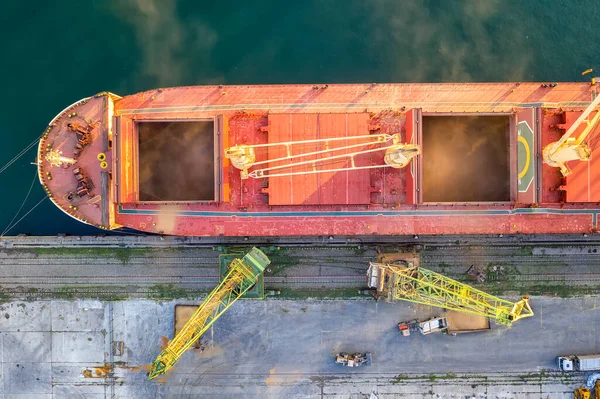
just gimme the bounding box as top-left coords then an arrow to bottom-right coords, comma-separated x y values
37,95 -> 111,229
39,83 -> 600,236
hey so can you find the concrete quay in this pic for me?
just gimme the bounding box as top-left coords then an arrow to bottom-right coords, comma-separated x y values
3,232 -> 600,249
0,297 -> 597,398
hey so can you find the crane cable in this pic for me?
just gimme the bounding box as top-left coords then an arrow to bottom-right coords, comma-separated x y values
0,136 -> 40,175
0,135 -> 47,237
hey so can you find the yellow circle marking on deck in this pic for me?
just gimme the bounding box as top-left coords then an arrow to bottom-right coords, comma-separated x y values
518,135 -> 530,179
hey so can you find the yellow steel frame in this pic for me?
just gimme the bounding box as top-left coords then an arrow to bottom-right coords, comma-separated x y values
368,263 -> 534,325
148,248 -> 269,380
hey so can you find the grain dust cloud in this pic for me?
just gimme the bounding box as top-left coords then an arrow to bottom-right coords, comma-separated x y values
110,0 -> 221,87
422,116 -> 510,202
366,0 -> 532,82
138,121 -> 215,202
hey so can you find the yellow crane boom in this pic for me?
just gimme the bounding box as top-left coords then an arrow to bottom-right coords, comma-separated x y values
543,94 -> 600,176
367,261 -> 533,325
148,247 -> 270,380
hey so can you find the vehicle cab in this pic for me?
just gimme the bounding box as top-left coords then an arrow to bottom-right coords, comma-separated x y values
558,356 -> 574,371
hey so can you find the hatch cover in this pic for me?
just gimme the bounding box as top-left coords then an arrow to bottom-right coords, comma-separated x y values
517,121 -> 534,193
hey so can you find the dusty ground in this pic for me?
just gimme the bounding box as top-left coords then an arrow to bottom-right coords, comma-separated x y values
0,297 -> 597,398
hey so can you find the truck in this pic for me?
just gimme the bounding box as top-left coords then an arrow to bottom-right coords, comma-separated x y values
398,311 -> 491,337
335,352 -> 372,367
557,354 -> 600,371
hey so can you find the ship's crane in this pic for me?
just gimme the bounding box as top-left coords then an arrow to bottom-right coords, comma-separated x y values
543,93 -> 600,176
148,247 -> 270,380
367,261 -> 534,325
225,133 -> 420,179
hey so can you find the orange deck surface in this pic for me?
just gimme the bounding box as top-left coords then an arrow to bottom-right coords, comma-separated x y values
556,111 -> 600,203
265,113 -> 372,205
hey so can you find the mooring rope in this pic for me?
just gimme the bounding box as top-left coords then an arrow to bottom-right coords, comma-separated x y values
0,136 -> 40,175
0,195 -> 48,238
1,168 -> 39,236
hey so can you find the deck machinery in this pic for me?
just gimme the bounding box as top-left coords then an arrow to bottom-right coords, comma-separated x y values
367,255 -> 533,325
148,247 -> 270,380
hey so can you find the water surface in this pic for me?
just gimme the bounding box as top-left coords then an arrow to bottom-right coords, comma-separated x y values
0,0 -> 597,235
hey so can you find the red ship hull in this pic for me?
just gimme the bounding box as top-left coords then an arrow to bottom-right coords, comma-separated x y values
38,83 -> 600,236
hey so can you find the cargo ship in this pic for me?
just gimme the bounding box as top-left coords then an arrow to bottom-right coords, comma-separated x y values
37,83 -> 600,236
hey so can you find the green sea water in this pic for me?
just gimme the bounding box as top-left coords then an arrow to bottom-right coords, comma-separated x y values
1,0 -> 598,235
